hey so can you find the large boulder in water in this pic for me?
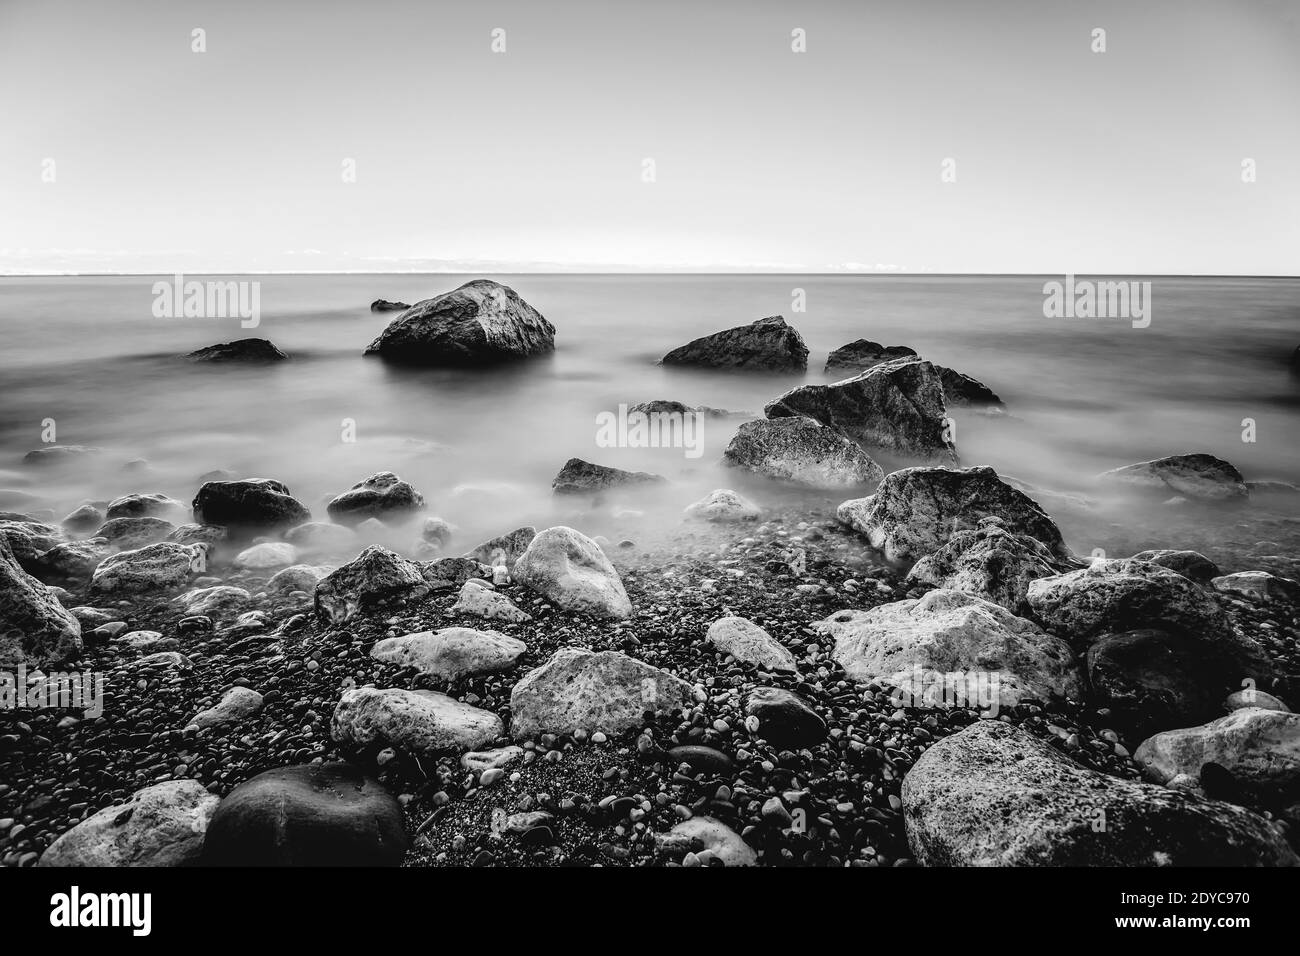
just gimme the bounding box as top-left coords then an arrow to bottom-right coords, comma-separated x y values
510,648 -> 694,738
902,721 -> 1298,866
370,298 -> 410,312
0,535 -> 82,666
722,417 -> 883,488
200,763 -> 407,867
814,589 -> 1081,709
364,279 -> 555,366
551,458 -> 666,496
837,465 -> 1070,564
905,518 -> 1074,613
184,338 -> 287,363
40,780 -> 218,867
192,478 -> 311,534
1097,453 -> 1248,501
824,339 -> 917,372
326,471 -> 425,527
513,526 -> 632,619
314,545 -> 429,624
765,358 -> 956,461
660,315 -> 808,372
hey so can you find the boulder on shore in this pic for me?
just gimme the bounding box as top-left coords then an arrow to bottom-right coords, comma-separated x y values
551,458 -> 667,496
331,687 -> 503,758
660,315 -> 808,372
765,358 -> 956,461
192,478 -> 310,534
722,417 -> 883,488
89,542 -> 206,595
314,545 -> 429,624
0,535 -> 82,666
1097,453 -> 1249,501
184,338 -> 287,362
513,526 -> 632,619
902,721 -> 1298,866
364,279 -> 555,366
39,780 -> 218,867
326,471 -> 425,527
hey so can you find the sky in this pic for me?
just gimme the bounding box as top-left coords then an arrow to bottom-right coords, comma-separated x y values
1,0 -> 1298,275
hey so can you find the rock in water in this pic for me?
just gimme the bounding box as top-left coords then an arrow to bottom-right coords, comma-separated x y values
267,564 -> 331,594
683,489 -> 762,522
184,338 -> 288,362
815,590 -> 1081,708
39,780 -> 218,867
551,458 -> 667,495
722,418 -> 883,488
326,471 -> 426,526
89,542 -> 206,595
95,516 -> 175,550
231,541 -> 295,570
1131,549 -> 1222,584
660,315 -> 808,371
1026,558 -> 1269,678
370,626 -> 526,681
200,763 -> 407,866
284,520 -> 358,555
705,616 -> 798,672
331,687 -> 503,757
765,358 -> 956,461
513,526 -> 632,619
33,540 -> 112,584
192,478 -> 311,534
0,535 -> 82,666
824,339 -> 918,372
461,526 -> 536,571
510,648 -> 694,738
837,465 -> 1070,564
1097,453 -> 1248,501
22,445 -> 102,467
61,504 -> 104,533
370,298 -> 410,312
903,721 -> 1297,865
105,493 -> 185,520
364,279 -> 555,365
905,518 -> 1073,613
314,545 -> 429,623
1134,708 -> 1300,803
936,365 -> 1003,406
1212,571 -> 1300,604
1086,629 -> 1225,737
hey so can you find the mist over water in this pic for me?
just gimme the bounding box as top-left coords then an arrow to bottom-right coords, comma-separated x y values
1,274 -> 1298,554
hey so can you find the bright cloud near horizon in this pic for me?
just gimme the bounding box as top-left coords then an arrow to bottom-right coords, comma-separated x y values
2,0 -> 1298,275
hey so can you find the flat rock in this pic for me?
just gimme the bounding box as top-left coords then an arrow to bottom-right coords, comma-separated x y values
39,780 -> 218,867
23,445 -> 102,467
824,339 -> 918,372
722,417 -> 883,488
514,526 -> 632,619
661,315 -> 808,372
185,338 -> 287,362
1097,453 -> 1248,501
191,686 -> 265,729
705,616 -> 797,672
551,458 -> 666,495
95,516 -> 176,550
370,626 -> 526,681
331,687 -> 503,758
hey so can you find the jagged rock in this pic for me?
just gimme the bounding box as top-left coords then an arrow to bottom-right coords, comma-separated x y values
0,535 -> 81,666
326,471 -> 425,527
451,579 -> 532,623
655,817 -> 757,867
60,504 -> 104,533
722,417 -> 883,488
705,616 -> 797,672
551,458 -> 666,495
185,338 -> 287,362
461,526 -> 535,571
94,516 -> 175,550
903,721 -> 1297,866
936,365 -> 1003,406
743,687 -> 826,748
1131,549 -> 1222,584
765,358 -> 956,461
233,541 -> 298,570
905,519 -> 1072,612
1135,708 -> 1300,803
370,298 -> 410,312
314,546 -> 429,624
513,526 -> 632,619
190,686 -> 265,730
200,763 -> 407,867
283,520 -> 357,555
683,489 -> 762,522
824,340 -> 918,372
22,445 -> 102,467
364,279 -> 555,365
39,780 -> 218,867
89,542 -> 206,594
1026,559 -> 1269,679
661,315 -> 808,372
105,493 -> 185,520
371,626 -> 526,681
1086,629 -> 1226,737
192,479 -> 310,534
33,540 -> 112,583
1212,571 -> 1300,604
1097,453 -> 1248,501
815,590 -> 1081,708
331,687 -> 503,757
837,465 -> 1069,564
510,648 -> 694,738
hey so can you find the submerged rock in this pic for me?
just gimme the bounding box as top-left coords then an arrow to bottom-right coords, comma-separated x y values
192,478 -> 311,534
551,458 -> 667,496
514,526 -> 632,619
0,535 -> 82,666
661,315 -> 808,372
22,445 -> 102,467
722,417 -> 883,488
903,721 -> 1297,866
39,780 -> 218,867
765,358 -> 956,461
33,540 -> 112,584
185,338 -> 288,362
683,489 -> 762,522
233,541 -> 298,569
284,520 -> 358,555
60,504 -> 105,533
1097,453 -> 1248,501
364,279 -> 555,366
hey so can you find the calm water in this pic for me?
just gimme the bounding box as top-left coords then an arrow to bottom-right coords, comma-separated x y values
1,274 -> 1298,550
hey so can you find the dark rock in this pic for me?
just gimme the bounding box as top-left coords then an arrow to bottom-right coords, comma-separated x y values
1131,549 -> 1222,584
936,365 -> 1003,406
60,504 -> 104,533
105,493 -> 185,520
184,338 -> 288,363
326,471 -> 425,527
33,540 -> 112,584
1097,453 -> 1248,501
661,315 -> 808,372
421,557 -> 493,589
370,299 -> 410,312
551,458 -> 667,495
1086,629 -> 1225,737
192,479 -> 311,534
0,535 -> 82,666
722,417 -> 883,488
364,279 -> 555,366
22,445 -> 102,467
743,687 -> 826,749
200,763 -> 408,867
667,745 -> 736,776
315,546 -> 430,623
824,340 -> 918,373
